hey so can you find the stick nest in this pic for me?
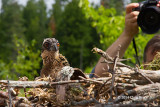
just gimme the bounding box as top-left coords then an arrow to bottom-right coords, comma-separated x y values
1,48 -> 160,106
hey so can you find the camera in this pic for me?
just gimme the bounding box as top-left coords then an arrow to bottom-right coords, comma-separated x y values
135,0 -> 160,34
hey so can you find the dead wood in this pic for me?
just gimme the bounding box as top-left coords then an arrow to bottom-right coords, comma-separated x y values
71,98 -> 100,106
0,79 -> 107,88
95,104 -> 149,107
116,67 -> 160,84
1,47 -> 160,106
114,83 -> 160,104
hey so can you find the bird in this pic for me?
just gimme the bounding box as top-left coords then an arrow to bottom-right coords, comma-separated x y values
40,38 -> 70,79
39,38 -> 87,103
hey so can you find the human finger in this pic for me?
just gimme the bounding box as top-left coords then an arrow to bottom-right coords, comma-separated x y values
130,16 -> 138,23
157,1 -> 160,7
126,11 -> 139,19
125,16 -> 137,25
126,3 -> 139,14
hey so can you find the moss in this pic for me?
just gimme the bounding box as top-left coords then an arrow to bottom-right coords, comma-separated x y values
141,52 -> 160,70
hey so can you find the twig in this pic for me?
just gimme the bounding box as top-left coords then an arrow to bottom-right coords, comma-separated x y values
0,78 -> 106,88
75,85 -> 100,104
114,83 -> 160,103
78,76 -> 103,84
95,104 -> 149,107
101,60 -> 133,70
108,49 -> 120,101
0,91 -> 9,98
134,65 -> 154,84
23,88 -> 27,99
100,85 -> 114,96
92,47 -> 113,61
71,98 -> 100,106
92,47 -> 130,62
98,77 -> 112,93
7,76 -> 12,107
116,83 -> 139,89
89,73 -> 101,78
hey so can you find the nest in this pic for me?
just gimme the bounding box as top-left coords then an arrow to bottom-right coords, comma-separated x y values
0,48 -> 160,106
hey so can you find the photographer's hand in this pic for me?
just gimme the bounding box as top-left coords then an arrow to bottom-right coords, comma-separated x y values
124,3 -> 139,37
94,3 -> 140,77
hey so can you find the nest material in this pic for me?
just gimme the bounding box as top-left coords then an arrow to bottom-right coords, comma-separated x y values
1,48 -> 160,106
143,52 -> 160,70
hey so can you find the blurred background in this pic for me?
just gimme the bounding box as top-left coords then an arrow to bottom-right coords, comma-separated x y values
0,0 -> 154,80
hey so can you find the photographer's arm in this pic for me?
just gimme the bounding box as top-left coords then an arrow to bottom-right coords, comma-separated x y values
94,3 -> 139,77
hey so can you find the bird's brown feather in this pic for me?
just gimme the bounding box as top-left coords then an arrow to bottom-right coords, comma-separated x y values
40,46 -> 69,79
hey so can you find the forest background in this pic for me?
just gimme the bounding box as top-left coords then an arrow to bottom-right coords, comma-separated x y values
0,0 -> 154,80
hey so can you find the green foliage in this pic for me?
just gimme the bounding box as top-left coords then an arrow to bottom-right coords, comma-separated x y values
0,0 -> 25,61
84,66 -> 94,73
0,60 -> 12,79
80,0 -> 124,50
0,0 -> 44,79
100,0 -> 124,15
0,35 -> 41,80
54,0 -> 100,70
80,0 -> 154,66
52,0 -> 63,26
12,35 -> 41,80
23,0 -> 51,48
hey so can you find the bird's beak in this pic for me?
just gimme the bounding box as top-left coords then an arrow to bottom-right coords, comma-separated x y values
50,44 -> 58,51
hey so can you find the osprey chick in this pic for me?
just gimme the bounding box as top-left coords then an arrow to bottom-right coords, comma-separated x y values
41,38 -> 69,78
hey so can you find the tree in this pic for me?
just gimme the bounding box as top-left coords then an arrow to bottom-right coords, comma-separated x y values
0,0 -> 42,80
54,0 -> 100,70
52,0 -> 63,27
101,0 -> 124,15
23,0 -> 50,48
0,35 -> 41,80
0,0 -> 25,62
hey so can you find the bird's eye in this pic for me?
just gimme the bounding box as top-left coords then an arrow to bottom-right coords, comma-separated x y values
44,42 -> 49,48
57,42 -> 60,47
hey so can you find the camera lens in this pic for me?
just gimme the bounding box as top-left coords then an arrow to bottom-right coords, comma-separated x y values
137,6 -> 160,34
144,10 -> 158,25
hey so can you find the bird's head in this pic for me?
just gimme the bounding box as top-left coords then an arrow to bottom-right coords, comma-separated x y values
42,38 -> 60,52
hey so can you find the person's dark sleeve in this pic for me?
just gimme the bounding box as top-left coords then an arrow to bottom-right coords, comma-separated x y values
89,67 -> 95,78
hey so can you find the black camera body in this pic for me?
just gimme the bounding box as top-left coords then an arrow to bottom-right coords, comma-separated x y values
136,0 -> 160,34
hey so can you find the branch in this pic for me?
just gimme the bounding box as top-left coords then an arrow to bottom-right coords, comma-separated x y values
92,47 -> 113,61
79,76 -> 103,84
114,83 -> 160,103
0,78 -> 109,88
71,98 -> 100,106
7,77 -> 12,107
92,47 -> 130,62
134,66 -> 154,84
116,67 -> 160,84
95,104 -> 149,107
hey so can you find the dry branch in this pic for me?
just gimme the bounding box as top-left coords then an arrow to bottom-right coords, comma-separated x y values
71,98 -> 100,106
116,67 -> 160,84
114,83 -> 160,104
0,78 -> 107,88
1,47 -> 160,106
95,104 -> 149,107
